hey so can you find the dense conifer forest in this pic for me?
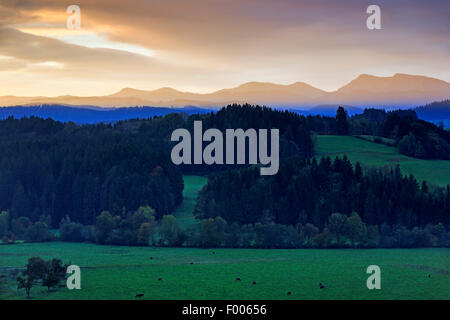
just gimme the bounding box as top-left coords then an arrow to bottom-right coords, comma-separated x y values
194,157 -> 449,228
0,104 -> 448,248
0,116 -> 184,226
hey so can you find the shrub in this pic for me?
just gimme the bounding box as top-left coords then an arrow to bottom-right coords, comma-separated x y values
60,217 -> 85,242
24,222 -> 53,242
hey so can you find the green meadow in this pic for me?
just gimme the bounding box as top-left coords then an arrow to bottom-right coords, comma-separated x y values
315,135 -> 450,187
173,175 -> 207,228
0,242 -> 448,300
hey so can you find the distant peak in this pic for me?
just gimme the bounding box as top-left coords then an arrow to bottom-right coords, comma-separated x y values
115,87 -> 144,94
288,81 -> 320,88
355,73 -> 433,80
237,81 -> 277,88
119,87 -> 136,92
393,73 -> 434,80
152,87 -> 181,93
354,74 -> 378,80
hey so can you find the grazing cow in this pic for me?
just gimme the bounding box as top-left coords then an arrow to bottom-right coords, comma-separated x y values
428,274 -> 431,278
235,278 -> 241,281
149,257 -> 153,260
252,281 -> 256,285
135,294 -> 144,298
158,277 -> 163,281
319,283 -> 325,289
287,292 -> 291,295
212,251 -> 215,254
190,262 -> 194,265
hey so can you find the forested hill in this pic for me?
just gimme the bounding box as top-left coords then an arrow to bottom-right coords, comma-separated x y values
348,109 -> 450,159
415,100 -> 450,123
195,157 -> 450,229
0,116 -> 184,227
1,103 -> 448,233
0,105 -> 315,227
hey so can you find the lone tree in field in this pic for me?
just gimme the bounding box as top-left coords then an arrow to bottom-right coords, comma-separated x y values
42,271 -> 60,291
336,106 -> 349,135
17,272 -> 36,298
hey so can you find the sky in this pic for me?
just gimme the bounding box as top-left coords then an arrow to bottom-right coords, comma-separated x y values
0,0 -> 449,97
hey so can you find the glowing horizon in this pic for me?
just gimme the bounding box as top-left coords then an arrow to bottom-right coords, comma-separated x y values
0,0 -> 449,97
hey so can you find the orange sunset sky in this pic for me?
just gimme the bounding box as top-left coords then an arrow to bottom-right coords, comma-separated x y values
0,0 -> 449,97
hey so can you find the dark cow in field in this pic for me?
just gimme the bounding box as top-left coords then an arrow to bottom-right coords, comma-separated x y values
235,278 -> 241,281
135,294 -> 144,298
158,277 -> 163,281
252,281 -> 256,285
319,283 -> 325,289
287,292 -> 291,295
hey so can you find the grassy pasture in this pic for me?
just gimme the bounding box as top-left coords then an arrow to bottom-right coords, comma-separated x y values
0,242 -> 448,300
173,175 -> 207,228
315,135 -> 450,187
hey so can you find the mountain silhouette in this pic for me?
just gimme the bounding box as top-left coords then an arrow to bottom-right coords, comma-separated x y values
1,73 -> 448,108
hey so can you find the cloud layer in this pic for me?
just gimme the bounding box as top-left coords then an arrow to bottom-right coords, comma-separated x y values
0,0 -> 449,96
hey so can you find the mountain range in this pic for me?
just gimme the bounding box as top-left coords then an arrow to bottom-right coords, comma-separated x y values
1,73 -> 449,109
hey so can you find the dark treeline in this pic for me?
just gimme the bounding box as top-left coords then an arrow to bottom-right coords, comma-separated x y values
0,116 -> 184,227
384,113 -> 450,159
195,157 -> 449,229
0,105 -> 315,229
178,104 -> 314,173
0,104 -> 213,124
56,206 -> 450,249
197,104 -> 313,160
